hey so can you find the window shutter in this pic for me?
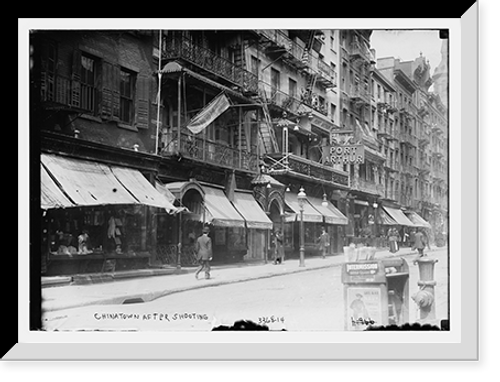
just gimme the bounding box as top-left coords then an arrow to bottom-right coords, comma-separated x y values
135,73 -> 150,129
101,61 -> 114,119
112,65 -> 121,120
71,50 -> 81,108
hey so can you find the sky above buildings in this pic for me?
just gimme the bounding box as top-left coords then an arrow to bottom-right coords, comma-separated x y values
370,29 -> 445,77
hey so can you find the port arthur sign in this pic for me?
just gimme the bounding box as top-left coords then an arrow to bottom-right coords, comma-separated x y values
328,129 -> 365,165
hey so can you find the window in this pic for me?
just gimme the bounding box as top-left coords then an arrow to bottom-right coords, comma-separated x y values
330,103 -> 336,123
43,42 -> 57,102
341,63 -> 347,91
80,54 -> 96,113
271,68 -> 280,95
288,78 -> 297,98
119,68 -> 135,124
250,56 -> 259,77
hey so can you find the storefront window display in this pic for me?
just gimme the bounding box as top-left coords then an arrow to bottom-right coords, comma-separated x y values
45,205 -> 148,257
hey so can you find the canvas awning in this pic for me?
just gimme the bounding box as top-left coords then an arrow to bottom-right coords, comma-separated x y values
41,154 -> 138,206
405,211 -> 432,228
41,164 -> 75,209
232,191 -> 273,230
307,196 -> 348,225
110,167 -> 179,213
41,154 -> 181,213
201,186 -> 245,227
284,193 -> 324,223
378,207 -> 398,225
382,206 -> 415,226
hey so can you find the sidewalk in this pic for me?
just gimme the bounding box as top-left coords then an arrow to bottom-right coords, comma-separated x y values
41,246 -> 444,313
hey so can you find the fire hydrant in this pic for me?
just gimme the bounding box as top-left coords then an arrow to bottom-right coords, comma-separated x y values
412,257 -> 438,324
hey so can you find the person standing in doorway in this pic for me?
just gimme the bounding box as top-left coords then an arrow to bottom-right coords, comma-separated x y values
318,226 -> 331,259
195,226 -> 213,280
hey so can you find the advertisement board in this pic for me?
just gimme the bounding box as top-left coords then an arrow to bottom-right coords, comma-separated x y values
346,287 -> 383,331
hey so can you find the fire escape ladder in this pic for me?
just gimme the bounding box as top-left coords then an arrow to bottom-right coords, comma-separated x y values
258,101 -> 279,154
302,30 -> 318,102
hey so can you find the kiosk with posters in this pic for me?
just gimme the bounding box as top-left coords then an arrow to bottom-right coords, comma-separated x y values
341,257 -> 410,330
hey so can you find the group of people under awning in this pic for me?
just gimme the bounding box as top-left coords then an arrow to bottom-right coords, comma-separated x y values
380,206 -> 432,254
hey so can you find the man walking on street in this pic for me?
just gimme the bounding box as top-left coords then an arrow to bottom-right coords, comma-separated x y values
195,226 -> 213,280
318,226 -> 330,259
412,228 -> 428,264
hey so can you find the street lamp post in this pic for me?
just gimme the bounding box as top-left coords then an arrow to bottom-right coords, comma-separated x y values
297,187 -> 307,267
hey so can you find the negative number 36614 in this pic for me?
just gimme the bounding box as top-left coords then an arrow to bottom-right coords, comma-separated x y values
258,316 -> 285,324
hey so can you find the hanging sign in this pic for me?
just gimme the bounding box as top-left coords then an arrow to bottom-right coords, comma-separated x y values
330,145 -> 365,164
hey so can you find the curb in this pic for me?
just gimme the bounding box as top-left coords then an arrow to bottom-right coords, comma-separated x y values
42,267 -> 187,288
42,247 -> 445,312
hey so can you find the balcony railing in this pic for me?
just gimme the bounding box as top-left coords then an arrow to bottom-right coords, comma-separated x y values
400,132 -> 418,147
164,35 -> 258,94
315,58 -> 337,88
384,159 -> 400,172
418,161 -> 431,174
349,88 -> 371,106
266,153 -> 349,187
259,82 -> 302,115
259,81 -> 328,117
162,132 -> 258,173
419,130 -> 431,146
432,145 -> 446,158
256,30 -> 309,70
401,163 -> 419,177
352,178 -> 385,196
349,41 -> 374,64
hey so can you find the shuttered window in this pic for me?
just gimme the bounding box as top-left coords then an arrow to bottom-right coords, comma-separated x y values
80,54 -> 96,113
134,73 -> 150,129
119,68 -> 135,124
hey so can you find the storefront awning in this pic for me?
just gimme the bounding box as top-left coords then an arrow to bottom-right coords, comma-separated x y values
111,167 -> 179,213
232,191 -> 273,230
201,186 -> 246,228
307,196 -> 348,225
378,207 -> 398,225
41,154 -> 181,213
284,193 -> 324,223
382,206 -> 415,226
41,154 -> 139,206
405,211 -> 432,228
41,164 -> 75,209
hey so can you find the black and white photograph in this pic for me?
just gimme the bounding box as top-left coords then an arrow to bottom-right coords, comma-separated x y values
31,26 -> 450,333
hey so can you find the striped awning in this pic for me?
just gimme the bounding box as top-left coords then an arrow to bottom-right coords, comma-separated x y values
283,193 -> 323,223
41,164 -> 75,209
382,206 -> 416,226
307,196 -> 348,225
201,186 -> 246,227
405,211 -> 432,228
232,191 -> 273,230
40,154 -> 180,213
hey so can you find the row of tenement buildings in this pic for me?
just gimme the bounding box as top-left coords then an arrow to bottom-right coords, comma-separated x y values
32,29 -> 448,276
